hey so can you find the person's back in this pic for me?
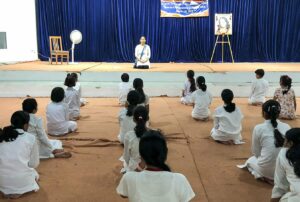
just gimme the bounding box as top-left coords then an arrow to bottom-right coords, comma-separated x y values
118,108 -> 135,143
119,82 -> 131,105
64,87 -> 80,119
192,89 -> 212,119
250,78 -> 269,102
46,102 -> 69,135
214,106 -> 243,134
117,171 -> 194,202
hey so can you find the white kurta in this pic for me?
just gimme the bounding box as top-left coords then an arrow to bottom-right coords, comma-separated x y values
135,44 -> 151,67
137,94 -> 150,107
64,87 -> 80,120
0,129 -> 39,195
118,108 -> 136,144
46,102 -> 78,136
73,82 -> 87,105
27,114 -> 63,159
191,89 -> 212,119
181,80 -> 194,105
123,131 -> 141,172
117,170 -> 195,202
211,106 -> 244,144
243,120 -> 291,180
272,148 -> 300,202
249,78 -> 269,104
119,82 -> 132,105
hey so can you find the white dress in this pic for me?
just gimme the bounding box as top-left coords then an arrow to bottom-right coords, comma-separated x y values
249,78 -> 269,104
64,87 -> 80,120
123,131 -> 141,172
46,102 -> 78,136
0,129 -> 39,195
135,44 -> 151,67
117,170 -> 195,202
73,82 -> 87,105
242,120 -> 291,180
191,89 -> 212,119
118,108 -> 136,144
272,148 -> 300,202
119,82 -> 132,105
181,81 -> 194,105
211,106 -> 244,144
27,113 -> 63,159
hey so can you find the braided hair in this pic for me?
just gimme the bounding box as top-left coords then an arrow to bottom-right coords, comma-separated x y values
221,89 -> 236,113
133,106 -> 149,138
187,70 -> 196,93
196,76 -> 207,92
285,128 -> 300,178
280,75 -> 292,95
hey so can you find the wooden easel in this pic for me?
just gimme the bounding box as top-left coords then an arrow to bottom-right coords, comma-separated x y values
210,34 -> 234,63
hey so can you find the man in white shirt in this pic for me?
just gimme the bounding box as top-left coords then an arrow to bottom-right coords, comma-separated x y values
249,69 -> 269,105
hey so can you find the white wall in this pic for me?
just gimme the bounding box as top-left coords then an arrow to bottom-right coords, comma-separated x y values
0,0 -> 38,63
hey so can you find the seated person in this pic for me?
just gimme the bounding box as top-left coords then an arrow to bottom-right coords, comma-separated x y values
134,36 -> 151,69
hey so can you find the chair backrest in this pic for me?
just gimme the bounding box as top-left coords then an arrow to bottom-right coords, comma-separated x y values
49,36 -> 63,52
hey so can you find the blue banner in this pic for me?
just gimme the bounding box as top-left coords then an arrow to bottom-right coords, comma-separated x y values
161,0 -> 209,18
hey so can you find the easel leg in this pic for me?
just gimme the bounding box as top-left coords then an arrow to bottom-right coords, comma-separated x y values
222,34 -> 224,63
210,35 -> 219,63
227,35 -> 234,63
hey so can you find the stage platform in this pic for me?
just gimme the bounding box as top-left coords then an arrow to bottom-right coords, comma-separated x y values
1,61 -> 300,72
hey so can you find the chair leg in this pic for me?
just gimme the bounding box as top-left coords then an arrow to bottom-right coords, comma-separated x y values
55,55 -> 58,65
50,55 -> 52,64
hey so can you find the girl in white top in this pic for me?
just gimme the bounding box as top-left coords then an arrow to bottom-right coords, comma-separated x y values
119,73 -> 132,106
241,100 -> 291,184
211,89 -> 244,145
0,111 -> 39,199
249,69 -> 269,105
181,70 -> 197,105
135,36 -> 151,69
191,76 -> 213,121
117,130 -> 195,202
64,74 -> 80,120
271,128 -> 300,202
46,87 -> 78,136
123,106 -> 149,172
133,78 -> 150,112
23,98 -> 71,159
118,90 -> 140,144
70,72 -> 87,106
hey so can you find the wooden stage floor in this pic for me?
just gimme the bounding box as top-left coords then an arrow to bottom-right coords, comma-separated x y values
1,61 -> 300,72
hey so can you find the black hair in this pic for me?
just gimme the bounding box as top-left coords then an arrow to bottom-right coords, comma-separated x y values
70,73 -> 78,81
285,128 -> 300,178
0,111 -> 30,143
133,106 -> 149,138
133,78 -> 146,104
121,73 -> 129,82
22,98 -> 38,113
51,87 -> 65,103
280,75 -> 292,95
263,100 -> 284,147
64,74 -> 76,87
255,69 -> 265,78
126,90 -> 141,116
187,70 -> 196,93
139,130 -> 171,172
221,89 -> 236,113
196,76 -> 207,92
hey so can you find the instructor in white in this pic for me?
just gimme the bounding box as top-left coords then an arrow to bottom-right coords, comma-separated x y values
134,36 -> 151,69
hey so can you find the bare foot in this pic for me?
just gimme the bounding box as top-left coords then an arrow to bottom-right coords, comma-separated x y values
4,194 -> 22,199
54,151 -> 72,158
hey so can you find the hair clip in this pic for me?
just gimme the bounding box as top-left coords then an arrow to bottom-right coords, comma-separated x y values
138,116 -> 143,120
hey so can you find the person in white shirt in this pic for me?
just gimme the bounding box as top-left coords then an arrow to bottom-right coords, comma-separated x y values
64,75 -> 80,120
118,90 -> 140,144
70,72 -> 87,106
249,69 -> 269,105
211,89 -> 244,145
122,106 -> 149,172
23,98 -> 71,159
46,87 -> 77,136
191,76 -> 213,121
181,70 -> 197,105
0,111 -> 39,199
240,100 -> 291,184
134,36 -> 151,69
119,73 -> 132,106
271,128 -> 300,202
133,78 -> 150,112
117,130 -> 195,202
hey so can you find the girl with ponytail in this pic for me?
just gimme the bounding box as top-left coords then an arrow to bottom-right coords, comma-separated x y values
0,111 -> 39,198
181,70 -> 197,105
240,100 -> 291,184
117,130 -> 195,201
271,128 -> 300,202
274,75 -> 296,120
211,89 -> 244,145
64,74 -> 81,120
133,78 -> 150,112
190,76 -> 212,121
122,106 -> 149,172
118,90 -> 140,144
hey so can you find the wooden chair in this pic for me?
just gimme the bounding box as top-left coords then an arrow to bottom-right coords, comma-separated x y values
49,36 -> 69,64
